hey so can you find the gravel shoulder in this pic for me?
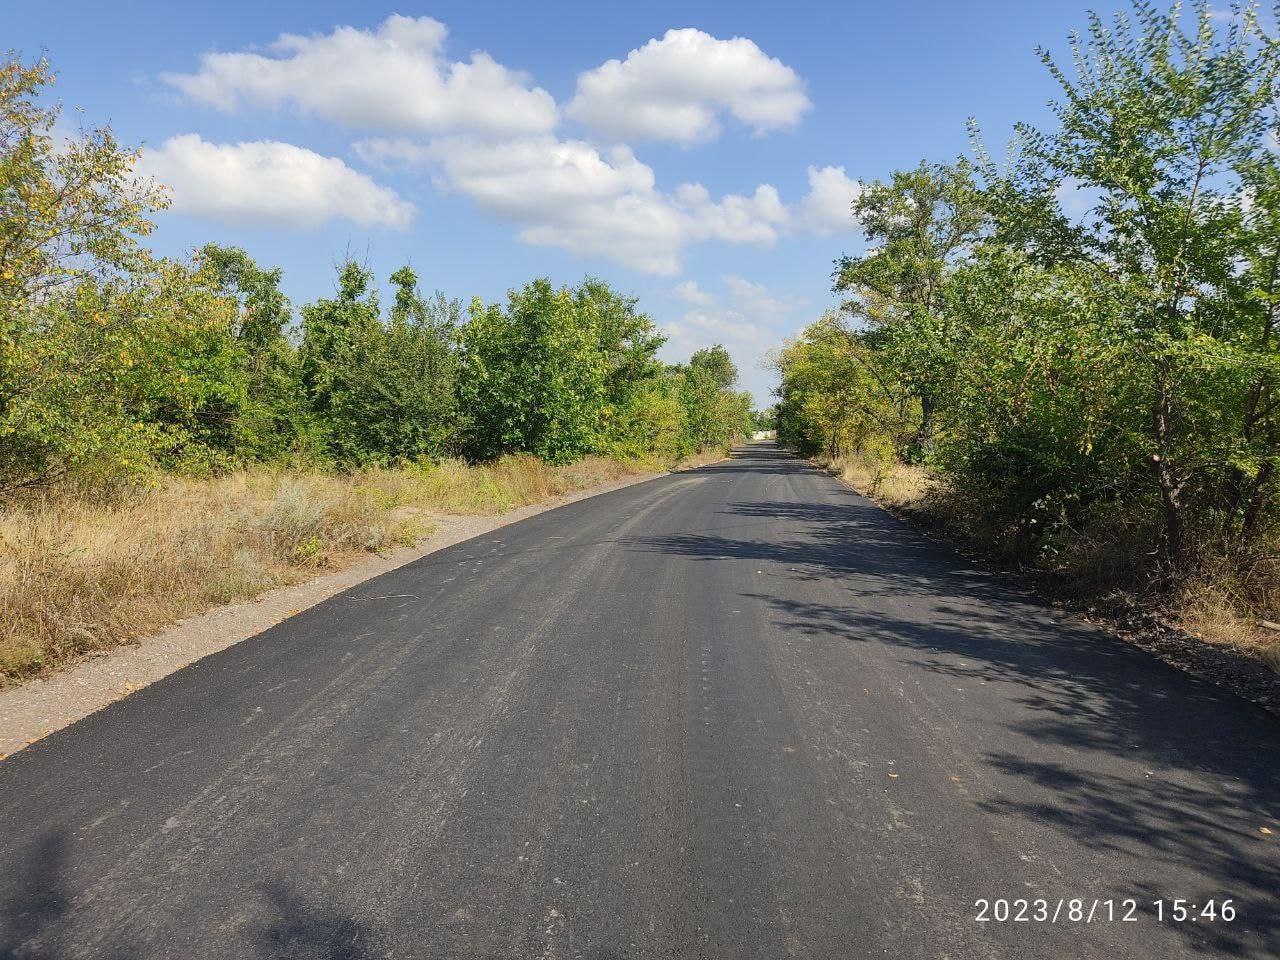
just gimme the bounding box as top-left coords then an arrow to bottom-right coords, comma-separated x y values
0,469 -> 664,757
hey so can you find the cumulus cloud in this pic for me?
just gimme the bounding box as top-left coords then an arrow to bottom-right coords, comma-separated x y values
723,274 -> 804,320
662,308 -> 771,354
353,137 -> 434,170
353,133 -> 862,269
425,135 -> 790,274
671,181 -> 788,245
139,134 -> 415,229
162,15 -> 557,138
155,15 -> 849,268
660,275 -> 802,403
663,277 -> 796,360
568,28 -> 810,144
660,306 -> 772,396
357,134 -> 863,272
672,280 -> 713,305
794,165 -> 861,235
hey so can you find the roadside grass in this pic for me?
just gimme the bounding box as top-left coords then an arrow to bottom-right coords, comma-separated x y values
0,455 -> 653,686
820,451 -> 1280,673
822,452 -> 934,509
1179,571 -> 1280,674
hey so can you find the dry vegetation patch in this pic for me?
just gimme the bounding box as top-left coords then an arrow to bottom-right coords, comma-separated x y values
0,455 -> 649,685
824,453 -> 934,509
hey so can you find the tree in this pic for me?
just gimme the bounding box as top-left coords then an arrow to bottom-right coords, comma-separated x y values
296,261 -> 462,464
0,55 -> 185,489
574,277 -> 666,409
197,244 -> 313,461
773,313 -> 917,461
984,0 -> 1280,569
379,265 -> 460,460
458,279 -> 607,463
677,346 -> 753,452
197,244 -> 290,351
0,57 -> 164,311
834,160 -> 988,456
298,261 -> 383,463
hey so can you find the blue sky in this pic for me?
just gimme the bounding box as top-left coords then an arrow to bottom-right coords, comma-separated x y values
12,0 -> 1133,404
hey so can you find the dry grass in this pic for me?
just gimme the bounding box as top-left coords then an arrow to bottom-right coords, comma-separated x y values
822,452 -> 934,509
1178,567 -> 1280,673
0,455 -> 650,685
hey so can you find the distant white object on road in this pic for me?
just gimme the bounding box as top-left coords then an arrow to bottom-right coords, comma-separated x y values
752,430 -> 776,440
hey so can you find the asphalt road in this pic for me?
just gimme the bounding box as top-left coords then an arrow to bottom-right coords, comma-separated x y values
1,444 -> 1277,959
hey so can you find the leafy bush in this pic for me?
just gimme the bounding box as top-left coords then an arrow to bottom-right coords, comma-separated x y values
0,56 -> 755,495
776,2 -> 1280,626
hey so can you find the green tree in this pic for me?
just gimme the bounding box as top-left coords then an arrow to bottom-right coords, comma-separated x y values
0,55 -> 192,489
773,313 -> 917,461
297,261 -> 461,464
574,277 -> 666,409
677,346 -> 753,452
458,279 -> 607,463
197,244 -> 290,350
299,261 -> 383,463
197,244 -> 313,461
982,0 -> 1280,568
834,160 -> 987,456
378,265 -> 460,460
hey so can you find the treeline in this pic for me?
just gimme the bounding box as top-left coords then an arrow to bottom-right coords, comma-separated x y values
776,2 -> 1280,606
0,58 -> 752,493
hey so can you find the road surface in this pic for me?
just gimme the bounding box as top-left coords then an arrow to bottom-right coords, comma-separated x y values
1,444 -> 1277,959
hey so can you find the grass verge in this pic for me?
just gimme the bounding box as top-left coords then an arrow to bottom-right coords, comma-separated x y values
0,454 -> 653,686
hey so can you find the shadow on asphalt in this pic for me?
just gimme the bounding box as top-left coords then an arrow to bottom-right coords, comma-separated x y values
624,449 -> 1280,957
2,444 -> 1275,957
1,830 -> 375,960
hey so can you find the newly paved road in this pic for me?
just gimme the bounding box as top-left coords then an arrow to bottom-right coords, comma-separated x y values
1,444 -> 1277,959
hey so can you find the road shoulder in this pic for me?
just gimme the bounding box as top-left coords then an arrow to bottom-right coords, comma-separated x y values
0,470 -> 666,757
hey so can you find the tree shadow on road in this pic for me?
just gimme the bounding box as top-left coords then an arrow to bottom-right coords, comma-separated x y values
625,494 -> 1280,956
0,829 -> 136,960
254,880 -> 377,960
0,831 -> 379,960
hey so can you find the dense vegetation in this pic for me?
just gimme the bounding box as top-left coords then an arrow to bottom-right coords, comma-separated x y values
775,2 -> 1280,629
0,57 -> 752,496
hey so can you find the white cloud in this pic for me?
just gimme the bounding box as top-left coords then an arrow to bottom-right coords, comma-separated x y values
794,165 -> 861,235
662,308 -> 771,353
425,135 -> 790,274
139,134 -> 415,229
660,306 -> 773,396
162,15 -> 557,138
672,280 -> 713,305
660,275 -> 800,404
427,135 -> 680,273
722,274 -> 804,320
568,28 -> 810,144
672,182 -> 788,245
352,137 -> 861,269
353,137 -> 434,170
